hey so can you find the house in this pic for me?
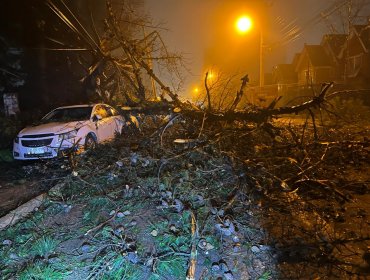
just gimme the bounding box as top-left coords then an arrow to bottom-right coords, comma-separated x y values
268,24 -> 370,103
341,23 -> 370,86
271,63 -> 297,97
321,34 -> 347,83
291,53 -> 300,70
295,44 -> 334,86
272,64 -> 297,85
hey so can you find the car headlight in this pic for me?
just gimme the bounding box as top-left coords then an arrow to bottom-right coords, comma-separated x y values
14,137 -> 19,144
58,130 -> 78,142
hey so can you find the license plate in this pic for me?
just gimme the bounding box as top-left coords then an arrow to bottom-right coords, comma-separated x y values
28,147 -> 46,154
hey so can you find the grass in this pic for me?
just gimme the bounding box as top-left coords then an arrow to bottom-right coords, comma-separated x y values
88,253 -> 144,280
18,263 -> 66,280
153,256 -> 188,280
31,236 -> 58,258
0,127 -> 276,279
82,197 -> 117,227
258,271 -> 272,280
103,255 -> 144,280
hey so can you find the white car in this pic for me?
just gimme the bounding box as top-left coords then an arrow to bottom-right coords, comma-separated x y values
13,104 -> 125,160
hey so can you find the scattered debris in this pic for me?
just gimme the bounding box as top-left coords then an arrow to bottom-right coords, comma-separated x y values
0,107 -> 369,279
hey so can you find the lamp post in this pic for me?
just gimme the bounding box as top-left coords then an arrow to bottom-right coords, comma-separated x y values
259,30 -> 264,89
236,16 -> 264,98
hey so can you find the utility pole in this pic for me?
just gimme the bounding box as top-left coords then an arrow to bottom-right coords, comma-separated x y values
259,29 -> 264,89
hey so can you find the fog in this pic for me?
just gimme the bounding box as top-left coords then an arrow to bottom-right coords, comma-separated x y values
145,0 -> 367,95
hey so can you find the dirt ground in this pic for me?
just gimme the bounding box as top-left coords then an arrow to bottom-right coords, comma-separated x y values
0,161 -> 69,216
0,115 -> 369,279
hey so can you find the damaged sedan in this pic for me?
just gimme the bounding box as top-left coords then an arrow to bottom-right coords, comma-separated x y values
13,104 -> 125,160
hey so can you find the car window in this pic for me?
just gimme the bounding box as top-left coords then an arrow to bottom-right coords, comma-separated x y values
94,105 -> 109,119
42,107 -> 93,122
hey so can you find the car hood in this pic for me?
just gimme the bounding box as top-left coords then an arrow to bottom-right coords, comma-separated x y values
18,121 -> 89,137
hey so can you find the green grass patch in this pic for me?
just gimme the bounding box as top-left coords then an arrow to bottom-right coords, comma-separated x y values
152,256 -> 187,280
31,236 -> 58,258
18,263 -> 66,280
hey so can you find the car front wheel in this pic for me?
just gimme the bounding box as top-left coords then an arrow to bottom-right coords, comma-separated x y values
85,134 -> 97,150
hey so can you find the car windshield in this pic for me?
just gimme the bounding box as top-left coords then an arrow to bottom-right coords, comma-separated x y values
42,107 -> 93,122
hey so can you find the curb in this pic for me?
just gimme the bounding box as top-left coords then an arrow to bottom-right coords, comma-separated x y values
0,194 -> 46,231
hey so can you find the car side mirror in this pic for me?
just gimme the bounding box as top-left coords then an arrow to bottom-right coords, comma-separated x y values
92,114 -> 102,122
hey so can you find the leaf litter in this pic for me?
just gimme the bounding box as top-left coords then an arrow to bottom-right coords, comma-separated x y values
0,113 -> 369,280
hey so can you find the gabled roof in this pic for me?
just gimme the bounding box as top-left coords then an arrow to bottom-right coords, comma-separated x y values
291,53 -> 301,68
296,45 -> 332,70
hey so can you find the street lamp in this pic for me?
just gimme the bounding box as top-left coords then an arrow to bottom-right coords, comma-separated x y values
235,16 -> 264,89
236,16 -> 253,33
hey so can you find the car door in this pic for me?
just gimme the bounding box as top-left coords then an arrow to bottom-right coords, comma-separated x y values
104,105 -> 124,137
92,105 -> 112,142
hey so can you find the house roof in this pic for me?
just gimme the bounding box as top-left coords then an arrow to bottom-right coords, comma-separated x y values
291,53 -> 301,68
296,45 -> 332,70
306,45 -> 332,66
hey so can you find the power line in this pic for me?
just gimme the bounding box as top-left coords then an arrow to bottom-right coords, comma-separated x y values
271,0 -> 349,48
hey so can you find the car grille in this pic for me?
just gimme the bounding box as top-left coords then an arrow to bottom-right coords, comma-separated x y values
21,138 -> 53,147
24,152 -> 53,158
22,133 -> 55,138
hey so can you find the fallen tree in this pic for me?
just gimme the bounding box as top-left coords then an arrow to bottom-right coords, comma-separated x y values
2,2 -> 367,279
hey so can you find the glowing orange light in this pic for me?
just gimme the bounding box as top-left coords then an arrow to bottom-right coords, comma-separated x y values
236,16 -> 253,33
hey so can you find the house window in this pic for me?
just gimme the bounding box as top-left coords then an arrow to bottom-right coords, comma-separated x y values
304,70 -> 314,84
347,54 -> 363,77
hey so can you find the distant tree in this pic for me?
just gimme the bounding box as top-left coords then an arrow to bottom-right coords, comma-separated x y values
39,0 -> 184,106
321,0 -> 370,33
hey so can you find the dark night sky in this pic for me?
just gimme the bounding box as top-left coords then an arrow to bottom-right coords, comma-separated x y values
1,0 -> 369,104
145,0 -> 368,96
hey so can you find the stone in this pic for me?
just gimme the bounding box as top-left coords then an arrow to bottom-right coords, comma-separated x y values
81,244 -> 91,253
224,271 -> 234,280
174,199 -> 184,212
2,239 -> 12,246
232,235 -> 240,243
233,245 -> 241,253
116,212 -> 124,218
251,246 -> 261,253
219,260 -> 229,272
211,263 -> 220,272
127,252 -> 139,264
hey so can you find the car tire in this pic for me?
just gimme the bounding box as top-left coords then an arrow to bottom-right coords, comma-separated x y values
85,134 -> 97,150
